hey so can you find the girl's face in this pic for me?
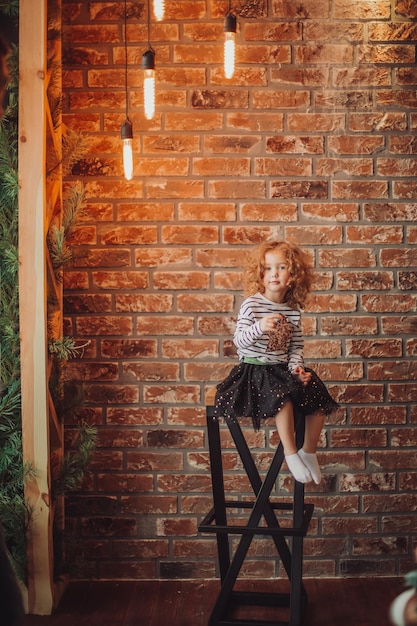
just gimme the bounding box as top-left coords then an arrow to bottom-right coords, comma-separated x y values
262,249 -> 291,303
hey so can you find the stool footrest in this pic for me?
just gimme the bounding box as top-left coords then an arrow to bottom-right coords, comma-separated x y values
199,501 -> 314,537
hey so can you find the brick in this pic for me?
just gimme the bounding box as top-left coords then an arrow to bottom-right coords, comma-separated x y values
178,202 -> 236,221
364,202 -> 417,222
254,158 -> 312,176
337,271 -> 394,291
177,294 -> 233,312
124,362 -> 180,381
196,248 -> 245,267
377,89 -> 417,108
240,202 -> 297,222
192,157 -> 250,176
359,44 -> 415,64
191,89 -> 249,109
288,113 -> 344,132
116,294 -> 173,313
352,536 -> 408,556
332,180 -> 389,199
106,407 -> 163,426
349,112 -> 407,132
330,429 -> 387,448
286,225 -> 342,245
167,407 -> 206,427
322,516 -> 378,535
153,271 -> 210,290
81,517 -> 137,537
101,226 -> 157,245
252,90 -> 310,109
76,316 -> 133,336
137,316 -> 194,335
226,112 -> 284,131
301,203 -> 359,222
316,158 -> 373,177
101,339 -> 158,359
143,385 -> 200,404
361,293 -> 416,312
92,271 -> 149,290
346,339 -> 402,359
316,90 -> 373,109
64,294 -> 112,313
306,294 -> 356,313
271,67 -> 329,87
319,248 -> 376,268
271,180 -> 328,199
210,180 -> 266,199
334,0 -> 391,19
112,539 -> 169,559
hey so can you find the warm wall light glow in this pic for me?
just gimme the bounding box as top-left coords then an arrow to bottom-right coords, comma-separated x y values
224,12 -> 237,79
121,119 -> 133,180
153,0 -> 165,21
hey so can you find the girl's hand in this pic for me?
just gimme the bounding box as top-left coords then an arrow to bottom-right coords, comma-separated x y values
260,314 -> 284,333
292,366 -> 311,386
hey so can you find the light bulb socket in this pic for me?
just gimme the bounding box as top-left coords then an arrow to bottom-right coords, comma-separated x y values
121,119 -> 133,140
142,49 -> 155,70
224,12 -> 237,33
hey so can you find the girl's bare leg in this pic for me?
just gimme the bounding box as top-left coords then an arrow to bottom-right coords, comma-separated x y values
275,402 -> 312,483
298,411 -> 326,485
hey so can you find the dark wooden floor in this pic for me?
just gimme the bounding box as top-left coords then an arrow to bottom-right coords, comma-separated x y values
22,577 -> 404,626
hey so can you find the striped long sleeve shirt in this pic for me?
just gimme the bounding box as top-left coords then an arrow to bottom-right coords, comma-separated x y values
233,292 -> 304,372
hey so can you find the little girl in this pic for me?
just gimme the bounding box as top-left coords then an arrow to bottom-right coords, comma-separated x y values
214,240 -> 338,485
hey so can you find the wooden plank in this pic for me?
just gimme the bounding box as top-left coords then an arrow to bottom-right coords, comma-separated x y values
21,578 -> 406,626
18,0 -> 53,616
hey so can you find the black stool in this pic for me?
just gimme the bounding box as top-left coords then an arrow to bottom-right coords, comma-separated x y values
198,406 -> 314,626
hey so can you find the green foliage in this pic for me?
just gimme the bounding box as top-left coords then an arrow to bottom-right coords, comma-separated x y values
0,1 -> 18,17
0,12 -> 28,582
53,423 -> 97,498
47,182 -> 87,279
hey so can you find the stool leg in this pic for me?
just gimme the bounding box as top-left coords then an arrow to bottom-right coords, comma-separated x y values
206,409 -> 230,581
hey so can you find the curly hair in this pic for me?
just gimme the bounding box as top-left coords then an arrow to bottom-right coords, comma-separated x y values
243,240 -> 312,309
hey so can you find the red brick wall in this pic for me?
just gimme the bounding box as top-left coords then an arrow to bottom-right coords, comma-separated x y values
62,0 -> 417,580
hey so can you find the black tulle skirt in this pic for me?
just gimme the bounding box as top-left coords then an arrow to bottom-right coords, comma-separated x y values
213,362 -> 338,431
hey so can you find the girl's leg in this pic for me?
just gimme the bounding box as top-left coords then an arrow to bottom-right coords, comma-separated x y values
275,401 -> 312,483
298,410 -> 326,485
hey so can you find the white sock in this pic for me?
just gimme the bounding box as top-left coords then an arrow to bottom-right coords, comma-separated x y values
299,449 -> 321,485
285,453 -> 312,484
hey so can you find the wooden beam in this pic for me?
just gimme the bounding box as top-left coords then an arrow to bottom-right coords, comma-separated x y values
18,0 -> 54,615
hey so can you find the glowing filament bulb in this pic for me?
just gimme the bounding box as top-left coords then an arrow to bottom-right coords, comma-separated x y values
144,70 -> 155,120
153,0 -> 165,21
224,13 -> 237,79
121,119 -> 133,180
142,49 -> 156,120
224,33 -> 235,79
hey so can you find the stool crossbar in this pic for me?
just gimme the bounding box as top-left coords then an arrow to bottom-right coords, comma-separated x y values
198,406 -> 314,626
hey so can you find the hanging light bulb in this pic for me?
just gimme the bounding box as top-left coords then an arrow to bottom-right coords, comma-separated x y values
224,10 -> 237,79
143,0 -> 156,120
121,119 -> 133,180
153,0 -> 165,21
120,0 -> 134,180
142,48 -> 155,120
